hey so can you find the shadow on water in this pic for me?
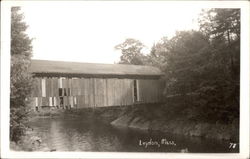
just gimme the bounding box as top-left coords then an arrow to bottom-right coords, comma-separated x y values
28,117 -> 239,152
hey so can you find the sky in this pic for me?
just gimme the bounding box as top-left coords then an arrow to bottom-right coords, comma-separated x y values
19,1 -> 203,64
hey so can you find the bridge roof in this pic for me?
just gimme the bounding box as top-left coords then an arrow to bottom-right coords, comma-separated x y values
29,60 -> 163,79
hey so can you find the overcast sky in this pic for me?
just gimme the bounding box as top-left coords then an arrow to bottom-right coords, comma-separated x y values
19,1 -> 203,64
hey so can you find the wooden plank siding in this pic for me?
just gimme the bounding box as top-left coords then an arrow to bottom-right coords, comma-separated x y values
137,79 -> 164,103
30,77 -> 163,108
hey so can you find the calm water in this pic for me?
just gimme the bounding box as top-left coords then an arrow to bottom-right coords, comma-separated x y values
28,118 -> 238,153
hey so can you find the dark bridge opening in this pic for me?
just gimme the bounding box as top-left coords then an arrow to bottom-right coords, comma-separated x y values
133,80 -> 139,102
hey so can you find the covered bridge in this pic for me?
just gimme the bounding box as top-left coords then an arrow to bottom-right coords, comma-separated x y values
29,60 -> 164,109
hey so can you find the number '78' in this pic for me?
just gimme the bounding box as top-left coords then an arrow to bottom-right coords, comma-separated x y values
229,143 -> 237,149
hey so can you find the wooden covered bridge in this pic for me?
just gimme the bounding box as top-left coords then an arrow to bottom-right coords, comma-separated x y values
29,60 -> 164,109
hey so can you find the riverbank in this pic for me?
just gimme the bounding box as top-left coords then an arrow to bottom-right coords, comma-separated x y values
10,127 -> 51,151
11,100 -> 238,151
60,102 -> 238,141
110,104 -> 239,141
30,102 -> 238,141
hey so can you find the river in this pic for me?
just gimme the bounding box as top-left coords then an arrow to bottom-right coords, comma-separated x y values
28,117 -> 238,153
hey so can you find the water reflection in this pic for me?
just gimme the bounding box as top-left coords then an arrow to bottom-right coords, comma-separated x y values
28,118 -> 238,152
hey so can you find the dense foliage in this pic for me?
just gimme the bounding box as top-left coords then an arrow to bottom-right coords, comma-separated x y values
10,7 -> 33,142
116,9 -> 240,124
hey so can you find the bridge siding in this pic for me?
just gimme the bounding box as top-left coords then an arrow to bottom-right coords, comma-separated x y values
30,77 -> 163,108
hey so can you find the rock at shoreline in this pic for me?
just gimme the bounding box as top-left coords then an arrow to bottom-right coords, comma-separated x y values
10,129 -> 50,151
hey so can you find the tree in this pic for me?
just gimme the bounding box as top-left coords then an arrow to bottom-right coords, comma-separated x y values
115,38 -> 147,65
152,27 -> 239,123
199,9 -> 240,41
196,9 -> 240,122
153,31 -> 210,95
146,38 -> 169,68
10,7 -> 33,142
199,9 -> 240,80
